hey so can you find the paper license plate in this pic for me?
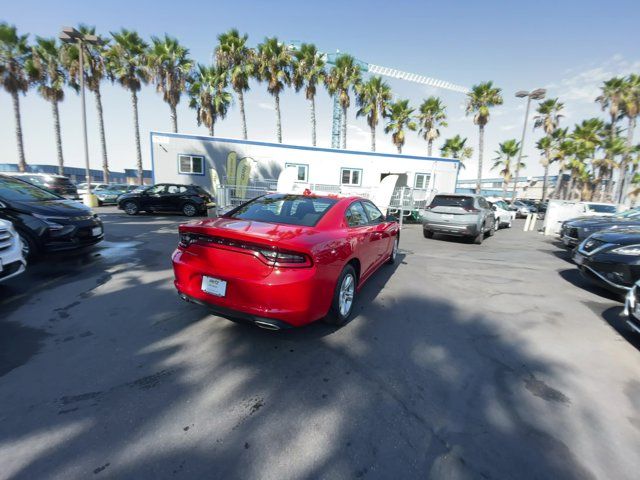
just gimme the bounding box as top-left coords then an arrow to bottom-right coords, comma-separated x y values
201,276 -> 227,297
92,226 -> 103,237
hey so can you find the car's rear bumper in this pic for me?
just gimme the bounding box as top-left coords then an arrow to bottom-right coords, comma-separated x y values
177,292 -> 293,330
423,222 -> 479,236
172,249 -> 331,327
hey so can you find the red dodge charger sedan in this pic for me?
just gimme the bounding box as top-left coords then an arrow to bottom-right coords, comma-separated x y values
172,192 -> 399,329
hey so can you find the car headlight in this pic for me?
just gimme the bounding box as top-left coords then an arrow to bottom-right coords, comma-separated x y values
611,244 -> 640,255
32,213 -> 65,231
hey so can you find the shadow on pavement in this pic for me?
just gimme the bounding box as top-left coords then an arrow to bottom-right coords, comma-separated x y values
0,246 -> 600,479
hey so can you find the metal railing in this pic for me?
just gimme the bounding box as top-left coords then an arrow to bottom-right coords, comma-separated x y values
213,182 -> 437,226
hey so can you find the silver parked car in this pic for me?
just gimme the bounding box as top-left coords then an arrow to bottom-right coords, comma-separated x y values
422,193 -> 497,245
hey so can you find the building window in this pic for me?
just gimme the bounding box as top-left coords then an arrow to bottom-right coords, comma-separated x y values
178,154 -> 204,175
285,163 -> 309,182
414,173 -> 431,190
341,168 -> 362,186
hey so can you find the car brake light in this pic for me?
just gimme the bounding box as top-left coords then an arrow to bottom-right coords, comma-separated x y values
464,207 -> 480,212
178,232 -> 312,267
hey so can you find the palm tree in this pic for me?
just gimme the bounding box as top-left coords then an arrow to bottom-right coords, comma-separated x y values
0,23 -> 30,172
553,133 -> 574,199
492,139 -> 522,198
384,99 -> 417,154
325,54 -> 362,149
188,64 -> 232,136
533,98 -> 564,201
292,43 -> 326,147
255,37 -> 291,143
355,76 -> 391,152
26,37 -> 67,174
147,34 -> 193,133
417,96 -> 447,156
62,25 -> 111,182
441,134 -> 472,169
597,77 -> 626,138
106,29 -> 149,184
466,81 -> 504,193
215,29 -> 253,140
618,74 -> 640,200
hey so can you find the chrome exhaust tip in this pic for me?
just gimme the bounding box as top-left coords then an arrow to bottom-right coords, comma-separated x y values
255,320 -> 281,331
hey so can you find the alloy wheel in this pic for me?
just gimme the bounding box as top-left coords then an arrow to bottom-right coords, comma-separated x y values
339,273 -> 355,317
183,204 -> 197,216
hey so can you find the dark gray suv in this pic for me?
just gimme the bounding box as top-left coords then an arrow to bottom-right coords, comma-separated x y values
422,193 -> 497,244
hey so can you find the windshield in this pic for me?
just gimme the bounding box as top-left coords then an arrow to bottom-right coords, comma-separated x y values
0,176 -> 60,202
494,200 -> 509,209
586,204 -> 617,213
430,195 -> 473,209
616,209 -> 640,218
227,194 -> 337,227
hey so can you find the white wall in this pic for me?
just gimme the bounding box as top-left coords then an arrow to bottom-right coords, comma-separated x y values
150,132 -> 460,194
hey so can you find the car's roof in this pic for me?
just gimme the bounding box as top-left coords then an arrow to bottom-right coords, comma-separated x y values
434,193 -> 481,198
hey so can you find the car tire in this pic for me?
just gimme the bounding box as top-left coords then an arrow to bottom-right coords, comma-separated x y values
423,229 -> 433,239
324,265 -> 357,326
123,201 -> 139,215
17,230 -> 38,260
473,230 -> 484,245
386,236 -> 399,264
182,203 -> 198,217
97,199 -> 103,207
487,222 -> 495,237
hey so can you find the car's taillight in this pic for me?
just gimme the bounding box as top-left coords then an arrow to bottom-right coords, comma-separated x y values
464,207 -> 480,212
178,232 -> 311,267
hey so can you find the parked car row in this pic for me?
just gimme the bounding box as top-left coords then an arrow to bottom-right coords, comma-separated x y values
0,174 -> 104,283
556,204 -> 640,334
421,193 -> 515,245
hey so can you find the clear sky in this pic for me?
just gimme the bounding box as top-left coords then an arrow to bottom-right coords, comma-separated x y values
2,0 -> 639,181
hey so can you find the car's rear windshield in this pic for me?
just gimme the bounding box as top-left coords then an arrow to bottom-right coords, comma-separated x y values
0,176 -> 60,202
586,204 -> 617,213
226,194 -> 337,227
430,195 -> 473,209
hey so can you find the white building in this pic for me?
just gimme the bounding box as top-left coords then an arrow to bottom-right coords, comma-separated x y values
149,132 -> 460,198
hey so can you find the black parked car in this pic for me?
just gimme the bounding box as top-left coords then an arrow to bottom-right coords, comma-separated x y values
573,228 -> 640,295
560,208 -> 640,247
4,172 -> 79,199
117,183 -> 214,217
0,174 -> 103,259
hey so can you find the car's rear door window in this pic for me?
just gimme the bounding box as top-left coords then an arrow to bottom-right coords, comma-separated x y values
362,201 -> 384,224
346,202 -> 369,227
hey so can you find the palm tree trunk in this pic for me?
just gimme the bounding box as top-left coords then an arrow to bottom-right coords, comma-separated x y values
94,88 -> 109,183
370,123 -> 376,152
427,140 -> 433,156
541,148 -> 550,202
131,90 -> 143,185
341,105 -> 347,150
476,124 -> 484,194
618,116 -> 636,202
51,99 -> 64,175
502,181 -> 508,199
397,144 -> 402,154
310,96 -> 317,147
275,93 -> 282,143
170,103 -> 178,133
237,88 -> 248,140
209,121 -> 215,137
12,91 -> 27,172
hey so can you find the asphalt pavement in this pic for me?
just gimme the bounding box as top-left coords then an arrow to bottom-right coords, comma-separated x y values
1,208 -> 639,479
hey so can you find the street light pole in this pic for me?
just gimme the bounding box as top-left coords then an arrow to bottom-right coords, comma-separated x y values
60,27 -> 100,205
512,88 -> 546,201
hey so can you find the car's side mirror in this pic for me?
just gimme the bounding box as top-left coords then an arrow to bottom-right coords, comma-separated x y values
492,205 -> 497,211
386,214 -> 397,222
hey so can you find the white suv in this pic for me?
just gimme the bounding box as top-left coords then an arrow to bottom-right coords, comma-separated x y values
0,219 -> 26,283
